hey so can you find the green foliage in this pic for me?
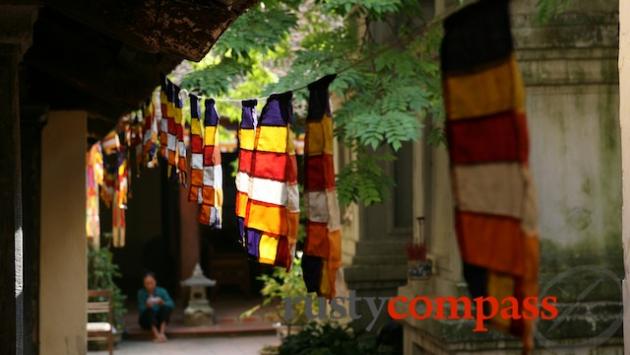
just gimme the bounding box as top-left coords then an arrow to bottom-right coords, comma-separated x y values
536,0 -> 572,23
181,0 -> 446,206
88,245 -> 127,330
324,0 -> 402,17
242,257 -> 316,327
213,2 -> 300,58
278,322 -> 395,355
336,148 -> 394,206
181,57 -> 248,97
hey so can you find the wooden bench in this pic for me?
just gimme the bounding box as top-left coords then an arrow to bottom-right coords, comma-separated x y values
87,289 -> 114,355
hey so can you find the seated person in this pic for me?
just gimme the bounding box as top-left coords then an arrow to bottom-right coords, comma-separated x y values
137,272 -> 174,342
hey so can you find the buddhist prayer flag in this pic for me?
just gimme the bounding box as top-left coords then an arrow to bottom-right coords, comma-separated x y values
189,94 -> 204,203
166,80 -> 177,169
101,170 -> 115,208
101,130 -> 120,155
99,130 -> 119,207
130,111 -> 144,177
441,0 -> 539,349
198,98 -> 223,228
237,93 -> 299,268
301,74 -> 342,299
86,143 -> 103,240
143,94 -> 159,168
174,85 -> 188,184
236,99 -> 257,247
112,148 -> 129,248
159,77 -> 170,160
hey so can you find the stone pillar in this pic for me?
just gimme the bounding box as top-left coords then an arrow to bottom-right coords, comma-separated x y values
40,111 -> 87,355
0,4 -> 38,354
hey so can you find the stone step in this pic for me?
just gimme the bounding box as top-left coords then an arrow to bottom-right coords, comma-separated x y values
354,240 -> 409,256
351,254 -> 407,265
344,264 -> 407,283
123,318 -> 275,340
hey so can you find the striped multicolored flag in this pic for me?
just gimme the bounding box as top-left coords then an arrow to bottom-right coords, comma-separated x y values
166,80 -> 177,169
159,78 -> 170,160
236,99 -> 257,246
143,94 -> 159,168
301,74 -> 342,299
239,93 -> 299,268
188,94 -> 204,202
86,143 -> 103,240
113,148 -> 129,248
198,98 -> 223,228
130,111 -> 144,177
174,85 -> 187,184
101,130 -> 120,155
441,0 -> 539,349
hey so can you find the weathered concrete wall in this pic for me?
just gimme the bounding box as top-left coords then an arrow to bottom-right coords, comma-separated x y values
617,0 -> 630,352
40,110 -> 87,355
513,1 -> 622,346
400,0 -> 622,353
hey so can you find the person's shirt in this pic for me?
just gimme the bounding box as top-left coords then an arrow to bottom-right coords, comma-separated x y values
137,287 -> 174,313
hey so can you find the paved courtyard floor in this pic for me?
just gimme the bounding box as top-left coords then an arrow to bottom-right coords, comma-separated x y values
89,335 -> 279,355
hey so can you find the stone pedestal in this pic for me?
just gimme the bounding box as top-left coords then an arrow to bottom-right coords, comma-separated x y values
181,263 -> 216,326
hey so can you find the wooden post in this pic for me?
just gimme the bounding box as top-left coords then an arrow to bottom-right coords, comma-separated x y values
20,106 -> 47,355
0,43 -> 24,355
0,7 -> 38,353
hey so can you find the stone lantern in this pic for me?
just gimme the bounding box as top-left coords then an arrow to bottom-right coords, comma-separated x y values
181,263 -> 216,326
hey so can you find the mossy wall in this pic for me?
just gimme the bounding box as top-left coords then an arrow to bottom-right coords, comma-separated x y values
514,0 -> 621,347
